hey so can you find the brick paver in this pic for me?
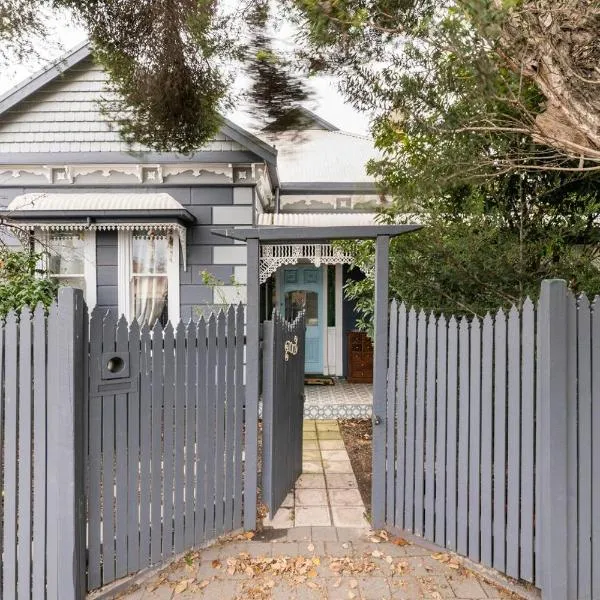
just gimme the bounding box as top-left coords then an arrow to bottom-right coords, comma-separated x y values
115,529 -> 519,600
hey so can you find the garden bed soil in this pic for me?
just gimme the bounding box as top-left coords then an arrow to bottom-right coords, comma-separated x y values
338,418 -> 373,515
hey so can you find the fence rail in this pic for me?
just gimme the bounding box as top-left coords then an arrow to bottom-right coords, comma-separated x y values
382,280 -> 600,600
85,304 -> 247,590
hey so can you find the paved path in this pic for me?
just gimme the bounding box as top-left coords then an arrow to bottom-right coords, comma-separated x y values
114,420 -> 523,600
117,527 -> 517,599
265,420 -> 369,528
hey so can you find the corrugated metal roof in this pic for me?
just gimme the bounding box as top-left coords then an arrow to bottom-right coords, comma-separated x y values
7,192 -> 185,212
258,212 -> 381,227
260,130 -> 380,184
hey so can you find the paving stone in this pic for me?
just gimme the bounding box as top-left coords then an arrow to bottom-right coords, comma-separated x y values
296,488 -> 329,506
295,506 -> 332,527
295,583 -> 326,599
143,586 -> 173,599
310,526 -> 339,542
303,431 -> 318,440
417,575 -> 456,597
296,540 -> 326,555
323,541 -> 354,557
286,526 -> 312,542
323,459 -> 354,474
271,581 -> 299,600
325,576 -> 362,599
302,450 -> 322,461
302,461 -> 324,474
329,488 -> 364,506
196,577 -> 241,599
331,506 -> 370,528
316,431 -> 343,440
296,474 -> 326,488
320,449 -> 350,461
281,492 -> 295,508
271,541 -> 301,556
325,473 -> 359,488
448,575 -> 487,599
358,575 -> 391,599
318,440 -> 346,450
266,507 -> 294,529
336,527 -> 370,542
243,541 -> 274,557
315,423 -> 340,431
303,440 -> 319,450
390,576 -> 425,599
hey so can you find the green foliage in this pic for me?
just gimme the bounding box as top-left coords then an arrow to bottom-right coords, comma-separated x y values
0,249 -> 58,317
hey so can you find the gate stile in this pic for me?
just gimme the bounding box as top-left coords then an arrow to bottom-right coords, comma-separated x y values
262,311 -> 306,516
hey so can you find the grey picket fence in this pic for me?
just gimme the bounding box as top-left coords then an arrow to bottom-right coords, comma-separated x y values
0,288 -> 87,600
85,304 -> 247,590
381,280 -> 600,600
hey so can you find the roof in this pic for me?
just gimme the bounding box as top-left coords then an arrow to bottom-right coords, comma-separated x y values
262,106 -> 340,132
258,212 -> 382,227
259,129 -> 380,188
8,192 -> 187,212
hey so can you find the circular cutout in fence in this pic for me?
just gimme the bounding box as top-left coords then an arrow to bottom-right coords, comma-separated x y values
106,356 -> 125,374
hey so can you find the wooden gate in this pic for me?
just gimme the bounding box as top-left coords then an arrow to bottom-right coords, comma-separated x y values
85,305 -> 248,590
261,311 -> 306,516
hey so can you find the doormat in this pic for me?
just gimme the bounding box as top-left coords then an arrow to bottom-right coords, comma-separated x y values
304,376 -> 335,386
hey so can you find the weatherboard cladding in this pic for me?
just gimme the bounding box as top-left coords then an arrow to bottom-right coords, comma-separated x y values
0,58 -> 243,154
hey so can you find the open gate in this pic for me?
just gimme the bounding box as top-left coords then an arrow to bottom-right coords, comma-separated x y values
261,312 -> 306,516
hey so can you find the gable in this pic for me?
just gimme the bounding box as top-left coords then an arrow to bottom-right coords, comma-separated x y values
0,56 -> 253,156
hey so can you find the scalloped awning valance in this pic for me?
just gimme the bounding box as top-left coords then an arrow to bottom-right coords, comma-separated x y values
3,192 -> 195,270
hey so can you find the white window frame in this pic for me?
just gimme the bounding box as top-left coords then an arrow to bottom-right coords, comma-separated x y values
36,228 -> 97,308
118,229 -> 180,324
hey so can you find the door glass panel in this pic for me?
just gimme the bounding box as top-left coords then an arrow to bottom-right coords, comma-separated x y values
284,290 -> 319,326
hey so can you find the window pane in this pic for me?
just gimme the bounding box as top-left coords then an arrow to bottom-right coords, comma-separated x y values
285,290 -> 319,326
48,232 -> 85,275
132,233 -> 169,274
131,275 -> 168,327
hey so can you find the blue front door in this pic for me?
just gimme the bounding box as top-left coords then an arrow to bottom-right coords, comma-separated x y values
280,266 -> 323,374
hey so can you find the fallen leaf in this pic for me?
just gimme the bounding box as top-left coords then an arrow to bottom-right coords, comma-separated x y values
371,550 -> 383,558
392,537 -> 409,546
173,580 -> 188,594
211,559 -> 221,569
349,579 -> 358,589
307,543 -> 315,552
385,556 -> 393,564
198,579 -> 210,589
312,557 -> 320,566
369,537 -> 381,543
333,578 -> 342,588
244,531 -> 256,540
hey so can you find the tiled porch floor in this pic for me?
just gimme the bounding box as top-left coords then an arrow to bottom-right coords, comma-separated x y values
304,380 -> 373,419
264,420 -> 370,529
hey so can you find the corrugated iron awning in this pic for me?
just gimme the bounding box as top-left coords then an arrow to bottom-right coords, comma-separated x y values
258,212 -> 381,227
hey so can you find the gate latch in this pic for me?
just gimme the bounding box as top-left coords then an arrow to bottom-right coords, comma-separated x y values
373,415 -> 382,426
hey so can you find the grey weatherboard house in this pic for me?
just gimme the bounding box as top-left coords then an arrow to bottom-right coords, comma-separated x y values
0,42 -> 387,378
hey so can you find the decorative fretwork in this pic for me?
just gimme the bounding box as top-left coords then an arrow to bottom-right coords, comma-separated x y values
259,243 -> 355,283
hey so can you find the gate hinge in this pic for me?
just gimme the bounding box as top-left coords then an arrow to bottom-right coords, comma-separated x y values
373,415 -> 382,426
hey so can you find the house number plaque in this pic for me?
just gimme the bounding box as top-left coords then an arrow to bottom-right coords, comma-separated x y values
284,336 -> 298,361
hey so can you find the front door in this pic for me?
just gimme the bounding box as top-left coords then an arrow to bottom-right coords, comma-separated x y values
280,266 -> 323,374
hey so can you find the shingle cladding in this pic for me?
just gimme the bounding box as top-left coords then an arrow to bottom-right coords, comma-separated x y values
0,58 -> 243,154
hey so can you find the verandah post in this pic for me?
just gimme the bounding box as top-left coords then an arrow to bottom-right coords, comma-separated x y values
372,234 -> 390,529
538,279 -> 569,600
46,287 -> 86,599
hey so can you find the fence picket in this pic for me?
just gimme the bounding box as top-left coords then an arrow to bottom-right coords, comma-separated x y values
139,324 -> 152,566
32,305 -> 47,598
224,307 -> 236,532
150,321 -> 164,565
493,309 -> 507,573
457,317 -> 470,556
114,316 -> 129,579
195,318 -> 208,543
215,311 -> 226,535
386,301 -> 398,526
233,305 -> 245,530
592,298 -> 600,600
127,320 -> 141,574
566,292 -> 578,600
445,317 -> 458,550
434,315 -> 447,547
576,295 -> 593,598
424,313 -> 437,541
17,307 -> 32,600
468,316 -> 481,562
162,323 -> 175,558
404,309 -> 417,531
394,303 -> 407,529
101,311 -> 117,584
205,315 -> 217,539
520,299 -> 536,582
174,321 -> 186,552
414,310 -> 427,536
480,314 -> 493,567
185,320 -> 197,549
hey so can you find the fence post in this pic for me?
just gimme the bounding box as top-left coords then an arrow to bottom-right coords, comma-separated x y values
538,280 -> 569,600
371,234 -> 390,529
46,288 -> 86,599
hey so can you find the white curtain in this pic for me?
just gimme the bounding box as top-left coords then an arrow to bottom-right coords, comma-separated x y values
131,236 -> 168,326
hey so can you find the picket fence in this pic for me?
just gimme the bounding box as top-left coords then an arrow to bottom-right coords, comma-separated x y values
381,279 -> 600,600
